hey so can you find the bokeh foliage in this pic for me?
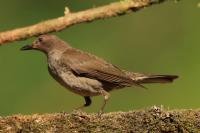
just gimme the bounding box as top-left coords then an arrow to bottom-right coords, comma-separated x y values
0,0 -> 199,116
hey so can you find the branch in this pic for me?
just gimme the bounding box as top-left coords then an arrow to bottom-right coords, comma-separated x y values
0,106 -> 199,132
0,0 -> 169,45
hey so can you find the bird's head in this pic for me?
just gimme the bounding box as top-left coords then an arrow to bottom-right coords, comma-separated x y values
20,35 -> 71,54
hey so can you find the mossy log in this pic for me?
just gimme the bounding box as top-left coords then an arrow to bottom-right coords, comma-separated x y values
0,106 -> 200,133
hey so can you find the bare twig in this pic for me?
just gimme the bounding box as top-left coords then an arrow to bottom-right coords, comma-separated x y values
0,0 -> 168,45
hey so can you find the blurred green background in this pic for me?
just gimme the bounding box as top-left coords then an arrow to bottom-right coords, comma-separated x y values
0,0 -> 199,116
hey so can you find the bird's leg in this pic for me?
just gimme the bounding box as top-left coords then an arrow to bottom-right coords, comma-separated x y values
98,90 -> 110,116
75,96 -> 92,111
84,96 -> 92,107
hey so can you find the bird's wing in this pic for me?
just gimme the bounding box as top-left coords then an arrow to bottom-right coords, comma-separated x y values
61,48 -> 135,86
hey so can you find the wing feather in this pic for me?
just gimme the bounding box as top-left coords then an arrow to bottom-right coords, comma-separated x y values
61,48 -> 135,86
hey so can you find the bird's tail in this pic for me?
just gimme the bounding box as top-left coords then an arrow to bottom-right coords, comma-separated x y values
137,74 -> 178,84
126,72 -> 178,84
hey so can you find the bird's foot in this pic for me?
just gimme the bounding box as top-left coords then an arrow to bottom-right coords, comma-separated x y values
59,111 -> 68,117
97,110 -> 104,118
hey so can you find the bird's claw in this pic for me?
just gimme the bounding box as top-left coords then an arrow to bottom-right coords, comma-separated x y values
59,111 -> 68,117
97,110 -> 104,118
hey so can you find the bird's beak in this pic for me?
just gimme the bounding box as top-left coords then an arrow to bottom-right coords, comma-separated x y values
20,45 -> 33,51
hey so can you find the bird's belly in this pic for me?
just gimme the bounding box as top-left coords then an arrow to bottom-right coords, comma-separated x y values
64,73 -> 103,96
61,71 -> 103,96
48,65 -> 102,96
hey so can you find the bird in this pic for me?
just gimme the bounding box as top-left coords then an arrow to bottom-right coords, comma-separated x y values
20,35 -> 178,115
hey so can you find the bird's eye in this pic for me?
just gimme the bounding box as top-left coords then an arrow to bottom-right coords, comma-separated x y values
38,37 -> 43,42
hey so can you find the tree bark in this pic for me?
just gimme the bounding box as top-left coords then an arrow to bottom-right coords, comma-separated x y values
0,106 -> 199,133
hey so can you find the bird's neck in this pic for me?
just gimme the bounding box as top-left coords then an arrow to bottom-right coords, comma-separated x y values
47,49 -> 64,59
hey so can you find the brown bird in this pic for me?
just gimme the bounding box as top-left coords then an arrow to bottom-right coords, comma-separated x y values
21,35 -> 178,115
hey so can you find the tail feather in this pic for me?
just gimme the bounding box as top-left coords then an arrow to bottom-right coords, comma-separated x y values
138,75 -> 178,84
126,72 -> 178,84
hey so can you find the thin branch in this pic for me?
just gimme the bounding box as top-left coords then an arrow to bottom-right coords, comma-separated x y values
0,106 -> 199,132
0,0 -> 168,45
